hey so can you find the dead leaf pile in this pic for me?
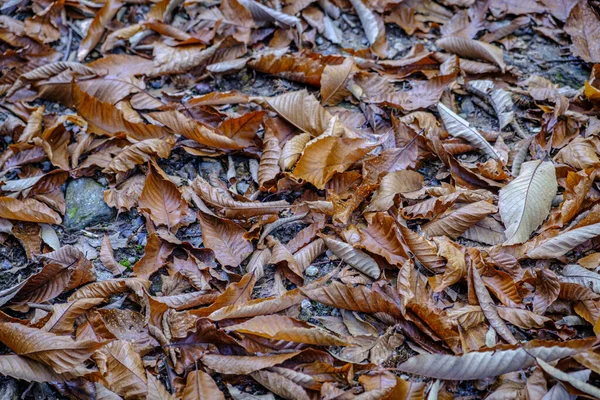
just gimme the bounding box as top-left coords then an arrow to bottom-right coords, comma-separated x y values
2,0 -> 600,399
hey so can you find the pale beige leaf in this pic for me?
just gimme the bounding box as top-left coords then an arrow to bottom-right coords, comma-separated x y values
436,37 -> 505,71
560,264 -> 600,294
349,0 -> 378,45
322,236 -> 381,279
251,370 -> 311,400
469,80 -> 514,129
499,160 -> 557,245
397,339 -> 595,379
438,102 -> 499,159
239,0 -> 300,27
280,133 -> 311,170
472,267 -> 517,344
527,223 -> 600,259
0,355 -> 63,383
536,358 -> 600,398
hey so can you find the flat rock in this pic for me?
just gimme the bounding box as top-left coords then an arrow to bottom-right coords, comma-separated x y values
64,178 -> 115,231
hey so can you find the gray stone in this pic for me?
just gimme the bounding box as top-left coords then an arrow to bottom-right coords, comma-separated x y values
305,265 -> 319,277
64,178 -> 115,231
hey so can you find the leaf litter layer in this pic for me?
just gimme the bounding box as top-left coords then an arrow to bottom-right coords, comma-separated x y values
1,0 -> 600,399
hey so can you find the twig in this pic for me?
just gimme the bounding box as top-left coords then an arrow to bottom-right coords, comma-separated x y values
63,27 -> 73,61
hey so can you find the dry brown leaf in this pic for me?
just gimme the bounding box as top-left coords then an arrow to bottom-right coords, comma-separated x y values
0,197 -> 61,224
103,139 -> 173,174
564,1 -> 600,63
93,340 -> 148,399
265,90 -> 332,136
322,236 -> 381,279
258,120 -> 281,189
320,58 -> 354,105
359,213 -> 408,266
226,315 -> 348,346
422,201 -> 498,239
197,212 -> 253,267
366,170 -> 424,212
302,281 -> 401,316
78,0 -> 123,61
293,133 -> 374,189
183,370 -> 225,400
0,322 -> 104,374
201,352 -> 301,375
139,162 -> 188,230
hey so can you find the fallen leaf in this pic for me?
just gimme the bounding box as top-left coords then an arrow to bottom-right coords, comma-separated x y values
499,160 -> 557,245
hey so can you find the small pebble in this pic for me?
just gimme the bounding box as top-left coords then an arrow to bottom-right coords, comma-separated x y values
128,256 -> 137,264
305,265 -> 319,277
301,299 -> 312,309
316,37 -> 324,45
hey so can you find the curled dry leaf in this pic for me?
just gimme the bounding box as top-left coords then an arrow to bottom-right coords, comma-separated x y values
499,160 -> 557,245
201,352 -> 301,375
436,36 -> 506,71
536,357 -> 600,398
280,133 -> 311,171
77,0 -> 123,61
422,201 -> 498,239
100,234 -> 125,275
438,102 -> 499,159
527,222 -> 600,259
472,266 -> 517,344
322,236 -> 381,279
397,338 -> 595,380
258,120 -> 281,189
